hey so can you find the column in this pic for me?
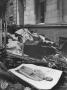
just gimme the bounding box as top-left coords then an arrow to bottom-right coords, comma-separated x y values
45,0 -> 59,24
62,0 -> 67,23
24,0 -> 36,25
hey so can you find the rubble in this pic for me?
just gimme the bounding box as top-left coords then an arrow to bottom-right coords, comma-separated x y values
1,28 -> 67,90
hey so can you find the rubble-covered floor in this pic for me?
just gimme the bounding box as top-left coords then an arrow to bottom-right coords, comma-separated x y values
0,50 -> 66,90
0,37 -> 67,90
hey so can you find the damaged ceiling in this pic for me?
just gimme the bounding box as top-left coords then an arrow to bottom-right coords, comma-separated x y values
0,0 -> 8,17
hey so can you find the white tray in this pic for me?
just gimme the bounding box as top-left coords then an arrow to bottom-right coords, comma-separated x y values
9,64 -> 62,90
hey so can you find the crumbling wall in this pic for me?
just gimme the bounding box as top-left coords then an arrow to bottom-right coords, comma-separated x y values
29,27 -> 67,44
